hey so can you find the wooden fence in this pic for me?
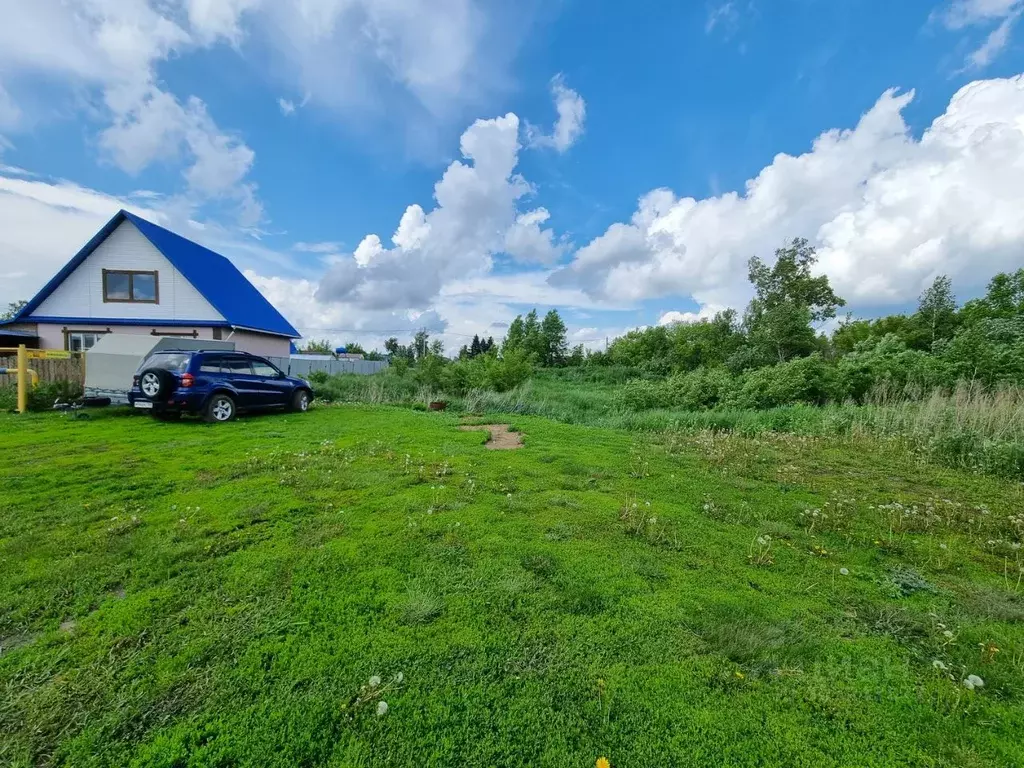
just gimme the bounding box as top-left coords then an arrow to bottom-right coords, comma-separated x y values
0,355 -> 84,384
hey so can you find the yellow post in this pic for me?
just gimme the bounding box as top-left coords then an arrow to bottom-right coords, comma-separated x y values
17,344 -> 27,414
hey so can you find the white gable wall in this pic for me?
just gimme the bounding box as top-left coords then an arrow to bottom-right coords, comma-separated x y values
32,221 -> 225,322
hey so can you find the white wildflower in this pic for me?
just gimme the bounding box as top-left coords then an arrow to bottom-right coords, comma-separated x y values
839,568 -> 849,576
376,700 -> 389,716
932,660 -> 947,671
368,675 -> 381,688
395,672 -> 404,683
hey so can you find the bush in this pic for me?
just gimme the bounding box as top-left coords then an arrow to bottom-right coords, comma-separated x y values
616,379 -> 671,411
942,318 -> 1024,388
663,367 -> 738,410
836,335 -> 952,401
484,350 -> 532,393
440,357 -> 487,396
305,370 -> 330,385
0,380 -> 84,412
731,354 -> 840,410
413,354 -> 446,390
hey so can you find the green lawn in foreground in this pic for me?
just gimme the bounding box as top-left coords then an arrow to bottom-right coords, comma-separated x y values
1,405 -> 1022,767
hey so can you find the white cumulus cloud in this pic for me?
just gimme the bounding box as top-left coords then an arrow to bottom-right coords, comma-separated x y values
553,75 -> 1024,316
315,112 -> 562,310
0,1 -> 261,224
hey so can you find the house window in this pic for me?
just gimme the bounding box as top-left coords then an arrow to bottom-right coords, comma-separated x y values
66,331 -> 106,352
103,270 -> 159,303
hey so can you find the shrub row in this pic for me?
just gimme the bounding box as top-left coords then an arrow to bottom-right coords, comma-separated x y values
0,380 -> 83,412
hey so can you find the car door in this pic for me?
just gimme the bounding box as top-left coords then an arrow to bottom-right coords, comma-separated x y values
250,358 -> 291,408
197,355 -> 225,386
220,357 -> 261,409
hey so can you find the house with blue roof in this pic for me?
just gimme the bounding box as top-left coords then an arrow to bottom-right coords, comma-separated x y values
1,210 -> 301,357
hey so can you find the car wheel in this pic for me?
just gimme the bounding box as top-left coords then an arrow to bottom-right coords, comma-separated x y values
139,368 -> 173,400
204,393 -> 236,423
291,389 -> 311,413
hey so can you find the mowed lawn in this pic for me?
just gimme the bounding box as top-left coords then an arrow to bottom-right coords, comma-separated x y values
1,406 -> 1023,767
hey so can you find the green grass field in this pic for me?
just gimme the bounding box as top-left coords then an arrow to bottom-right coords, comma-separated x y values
2,405 -> 1023,767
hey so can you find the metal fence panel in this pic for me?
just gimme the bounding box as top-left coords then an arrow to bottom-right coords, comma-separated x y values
267,357 -> 388,377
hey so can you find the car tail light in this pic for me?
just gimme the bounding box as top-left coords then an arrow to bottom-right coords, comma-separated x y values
132,375 -> 139,387
180,373 -> 195,388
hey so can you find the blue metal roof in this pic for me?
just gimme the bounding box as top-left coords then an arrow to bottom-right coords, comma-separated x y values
6,210 -> 300,338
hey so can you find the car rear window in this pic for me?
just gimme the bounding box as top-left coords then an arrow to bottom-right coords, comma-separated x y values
137,353 -> 192,373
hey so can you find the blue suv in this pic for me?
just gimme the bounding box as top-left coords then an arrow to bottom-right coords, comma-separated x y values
128,350 -> 314,422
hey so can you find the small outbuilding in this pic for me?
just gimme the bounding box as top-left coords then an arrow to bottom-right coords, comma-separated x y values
84,335 -> 235,404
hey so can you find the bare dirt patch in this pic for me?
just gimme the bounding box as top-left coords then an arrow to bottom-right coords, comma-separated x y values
0,632 -> 40,656
459,424 -> 523,450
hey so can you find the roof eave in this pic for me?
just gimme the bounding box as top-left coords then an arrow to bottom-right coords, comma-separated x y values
14,210 -> 129,322
229,324 -> 302,339
20,316 -> 233,327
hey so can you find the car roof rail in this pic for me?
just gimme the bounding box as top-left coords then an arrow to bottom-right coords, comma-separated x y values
151,348 -> 237,354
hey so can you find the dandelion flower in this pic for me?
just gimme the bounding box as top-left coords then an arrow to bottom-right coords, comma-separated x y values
932,660 -> 947,671
963,674 -> 985,690
942,630 -> 954,639
395,672 -> 404,683
839,568 -> 849,576
369,675 -> 381,687
376,700 -> 389,716
596,759 -> 611,768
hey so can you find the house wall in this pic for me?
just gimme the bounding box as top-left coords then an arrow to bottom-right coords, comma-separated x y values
32,323 -> 291,356
32,221 -> 225,323
34,323 -> 219,350
224,330 -> 292,357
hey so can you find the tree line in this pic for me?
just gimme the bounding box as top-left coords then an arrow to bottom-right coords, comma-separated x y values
595,239 -> 1024,411
311,235 -> 1023,408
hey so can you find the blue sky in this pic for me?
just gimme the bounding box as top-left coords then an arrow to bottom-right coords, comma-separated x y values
1,0 -> 1024,350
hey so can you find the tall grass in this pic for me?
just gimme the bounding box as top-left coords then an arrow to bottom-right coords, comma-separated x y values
859,383 -> 1024,444
311,370 -> 1024,480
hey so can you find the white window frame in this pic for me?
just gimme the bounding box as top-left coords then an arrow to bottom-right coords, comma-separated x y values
66,331 -> 107,352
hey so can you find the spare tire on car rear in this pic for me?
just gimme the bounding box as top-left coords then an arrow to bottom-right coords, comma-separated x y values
138,368 -> 174,400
